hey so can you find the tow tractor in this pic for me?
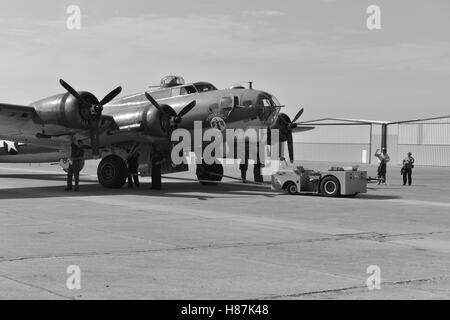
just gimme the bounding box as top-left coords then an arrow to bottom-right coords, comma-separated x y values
271,162 -> 367,197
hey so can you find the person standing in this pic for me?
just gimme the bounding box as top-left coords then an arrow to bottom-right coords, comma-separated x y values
374,147 -> 390,185
402,152 -> 415,186
127,153 -> 140,188
151,145 -> 163,190
66,139 -> 85,191
239,141 -> 264,183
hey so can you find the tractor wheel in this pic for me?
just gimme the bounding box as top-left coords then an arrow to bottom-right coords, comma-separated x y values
320,176 -> 341,197
286,182 -> 298,195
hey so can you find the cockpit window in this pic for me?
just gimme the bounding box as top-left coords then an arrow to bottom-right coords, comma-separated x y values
194,83 -> 218,93
271,96 -> 281,107
257,94 -> 281,123
262,99 -> 272,107
181,85 -> 197,95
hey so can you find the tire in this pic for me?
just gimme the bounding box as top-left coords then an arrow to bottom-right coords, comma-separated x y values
196,161 -> 224,186
97,155 -> 128,188
320,176 -> 341,197
286,182 -> 298,195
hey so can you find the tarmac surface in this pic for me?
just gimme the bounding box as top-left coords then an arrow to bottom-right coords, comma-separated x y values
0,160 -> 450,299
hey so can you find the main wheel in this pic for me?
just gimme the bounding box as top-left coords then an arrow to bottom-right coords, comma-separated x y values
97,155 -> 128,188
196,161 -> 223,185
320,176 -> 341,197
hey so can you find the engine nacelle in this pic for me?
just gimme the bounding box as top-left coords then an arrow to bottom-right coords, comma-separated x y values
30,91 -> 98,129
143,105 -> 175,137
110,104 -> 175,138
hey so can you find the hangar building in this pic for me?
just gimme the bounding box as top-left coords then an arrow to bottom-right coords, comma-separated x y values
294,116 -> 450,167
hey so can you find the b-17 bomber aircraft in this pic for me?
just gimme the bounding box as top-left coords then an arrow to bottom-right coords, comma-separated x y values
0,76 -> 313,188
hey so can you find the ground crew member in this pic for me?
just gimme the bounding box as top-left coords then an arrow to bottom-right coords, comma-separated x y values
151,145 -> 163,190
402,152 -> 415,186
239,141 -> 250,182
66,139 -> 84,191
374,147 -> 390,185
127,152 -> 140,188
239,141 -> 264,183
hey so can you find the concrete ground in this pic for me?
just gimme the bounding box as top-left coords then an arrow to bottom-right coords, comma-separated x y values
0,160 -> 449,299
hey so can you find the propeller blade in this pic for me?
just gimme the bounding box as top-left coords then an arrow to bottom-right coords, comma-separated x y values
177,100 -> 196,119
291,108 -> 304,123
145,92 -> 174,135
59,79 -> 88,105
286,132 -> 294,163
145,92 -> 166,115
99,86 -> 122,105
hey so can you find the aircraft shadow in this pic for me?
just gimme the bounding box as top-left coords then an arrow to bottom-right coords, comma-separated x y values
0,180 -> 280,201
0,174 -> 401,201
0,173 -> 94,183
344,194 -> 401,200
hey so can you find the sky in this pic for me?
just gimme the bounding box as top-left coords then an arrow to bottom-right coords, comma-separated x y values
0,0 -> 449,122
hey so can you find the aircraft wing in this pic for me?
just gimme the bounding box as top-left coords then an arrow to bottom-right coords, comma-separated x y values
0,102 -> 118,149
0,103 -> 38,125
297,118 -> 389,126
292,125 -> 315,133
297,116 -> 450,126
0,103 -> 43,140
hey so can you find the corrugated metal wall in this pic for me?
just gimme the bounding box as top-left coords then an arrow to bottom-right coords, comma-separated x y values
294,125 -> 372,164
397,117 -> 450,167
294,142 -> 371,163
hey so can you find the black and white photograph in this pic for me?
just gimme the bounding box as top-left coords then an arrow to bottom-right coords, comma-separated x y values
0,0 -> 450,308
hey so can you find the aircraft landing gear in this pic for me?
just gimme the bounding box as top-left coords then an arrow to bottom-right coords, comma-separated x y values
196,161 -> 223,185
97,155 -> 128,188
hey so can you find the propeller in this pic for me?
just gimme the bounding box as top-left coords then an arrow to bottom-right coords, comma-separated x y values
144,92 -> 196,135
59,79 -> 122,157
269,107 -> 305,163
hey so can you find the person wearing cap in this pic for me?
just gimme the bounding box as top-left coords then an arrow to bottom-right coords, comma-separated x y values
66,138 -> 85,191
127,152 -> 140,188
374,147 -> 390,185
402,152 -> 415,186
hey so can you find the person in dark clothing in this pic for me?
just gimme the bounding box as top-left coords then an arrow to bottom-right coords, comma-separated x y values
239,141 -> 264,183
66,140 -> 84,191
402,152 -> 415,186
239,162 -> 248,182
127,153 -> 140,188
151,146 -> 163,190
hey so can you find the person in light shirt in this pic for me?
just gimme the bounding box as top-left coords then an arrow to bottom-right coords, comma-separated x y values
374,147 -> 390,185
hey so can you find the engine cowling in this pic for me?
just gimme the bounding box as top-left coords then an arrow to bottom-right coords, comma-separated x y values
144,104 -> 176,137
30,91 -> 99,129
31,91 -> 177,139
107,103 -> 176,138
